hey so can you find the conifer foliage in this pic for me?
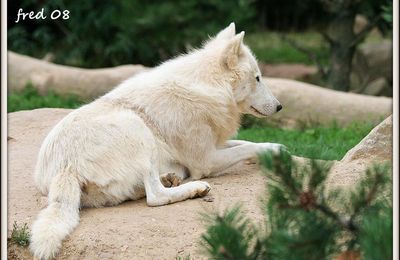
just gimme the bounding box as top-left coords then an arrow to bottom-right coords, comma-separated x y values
201,150 -> 392,259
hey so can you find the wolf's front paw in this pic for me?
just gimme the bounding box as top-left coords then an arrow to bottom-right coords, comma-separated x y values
193,181 -> 211,198
271,143 -> 288,154
257,143 -> 288,155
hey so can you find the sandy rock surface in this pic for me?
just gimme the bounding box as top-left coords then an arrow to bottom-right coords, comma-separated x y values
327,115 -> 392,189
7,109 -> 265,259
7,109 -> 392,259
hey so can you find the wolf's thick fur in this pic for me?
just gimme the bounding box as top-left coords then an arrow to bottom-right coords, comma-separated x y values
30,23 -> 283,259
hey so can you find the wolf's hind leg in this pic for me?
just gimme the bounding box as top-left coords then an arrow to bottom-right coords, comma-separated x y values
160,173 -> 183,187
144,170 -> 210,206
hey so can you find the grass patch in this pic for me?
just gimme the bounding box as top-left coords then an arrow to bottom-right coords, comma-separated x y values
8,84 -> 84,112
10,222 -> 30,247
245,31 -> 329,65
236,122 -> 374,161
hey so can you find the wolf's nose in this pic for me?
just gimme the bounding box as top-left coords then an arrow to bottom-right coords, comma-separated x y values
276,104 -> 283,112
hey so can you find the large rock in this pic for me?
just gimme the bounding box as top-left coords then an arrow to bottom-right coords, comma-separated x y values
353,15 -> 369,34
8,51 -> 147,100
341,115 -> 392,163
327,115 -> 392,189
266,78 -> 391,128
363,77 -> 390,96
7,109 -> 265,259
351,40 -> 393,96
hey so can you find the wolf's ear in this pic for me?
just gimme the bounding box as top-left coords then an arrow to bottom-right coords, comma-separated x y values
215,22 -> 236,40
222,31 -> 245,69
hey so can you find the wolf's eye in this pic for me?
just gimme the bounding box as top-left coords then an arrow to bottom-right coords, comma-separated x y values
256,76 -> 260,82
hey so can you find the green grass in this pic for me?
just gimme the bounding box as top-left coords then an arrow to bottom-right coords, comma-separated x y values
236,122 -> 374,161
10,222 -> 30,247
245,31 -> 329,65
8,84 -> 84,112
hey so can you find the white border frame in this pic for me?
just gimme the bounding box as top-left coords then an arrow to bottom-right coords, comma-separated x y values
392,0 -> 399,258
1,0 -> 8,259
0,1 -> 398,259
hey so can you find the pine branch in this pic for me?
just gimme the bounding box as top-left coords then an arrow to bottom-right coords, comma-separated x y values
289,238 -> 322,249
309,160 -> 331,191
201,151 -> 392,259
315,204 -> 357,232
349,165 -> 389,232
200,206 -> 259,260
279,189 -> 357,232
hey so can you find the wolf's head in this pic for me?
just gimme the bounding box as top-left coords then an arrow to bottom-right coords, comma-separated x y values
205,23 -> 282,117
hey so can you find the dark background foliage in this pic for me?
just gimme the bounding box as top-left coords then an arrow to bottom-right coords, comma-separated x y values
8,0 -> 390,68
8,0 -> 256,67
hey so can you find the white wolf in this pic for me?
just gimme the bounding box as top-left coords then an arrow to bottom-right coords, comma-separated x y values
30,23 -> 283,259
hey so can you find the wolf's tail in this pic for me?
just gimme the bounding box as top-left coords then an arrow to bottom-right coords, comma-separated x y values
30,170 -> 82,260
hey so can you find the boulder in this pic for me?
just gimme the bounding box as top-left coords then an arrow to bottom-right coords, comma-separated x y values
363,77 -> 391,96
351,40 -> 393,96
358,40 -> 392,79
327,115 -> 392,189
353,15 -> 369,34
341,115 -> 392,163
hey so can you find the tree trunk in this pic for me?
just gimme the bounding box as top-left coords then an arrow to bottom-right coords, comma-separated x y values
326,10 -> 357,92
8,51 -> 147,100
